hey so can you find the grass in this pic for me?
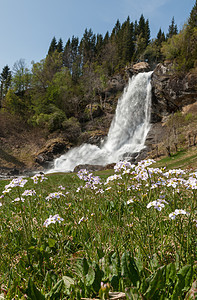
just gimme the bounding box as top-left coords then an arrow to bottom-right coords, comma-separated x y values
155,146 -> 197,170
0,158 -> 196,299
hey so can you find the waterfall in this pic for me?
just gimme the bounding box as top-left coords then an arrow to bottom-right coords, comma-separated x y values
47,71 -> 153,173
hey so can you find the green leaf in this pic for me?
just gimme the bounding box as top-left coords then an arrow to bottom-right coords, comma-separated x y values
111,275 -> 119,291
97,247 -> 105,260
82,257 -> 89,276
86,267 -> 95,286
172,265 -> 193,299
166,263 -> 176,284
121,251 -> 140,286
144,266 -> 166,299
111,250 -> 121,277
46,279 -> 64,299
48,238 -> 56,248
92,264 -> 104,293
26,279 -> 45,300
62,276 -> 74,292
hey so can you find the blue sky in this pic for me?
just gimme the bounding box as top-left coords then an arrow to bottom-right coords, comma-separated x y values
0,0 -> 195,72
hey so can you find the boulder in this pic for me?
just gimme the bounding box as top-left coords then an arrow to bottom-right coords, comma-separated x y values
126,62 -> 150,76
35,138 -> 72,167
74,163 -> 115,173
151,62 -> 197,121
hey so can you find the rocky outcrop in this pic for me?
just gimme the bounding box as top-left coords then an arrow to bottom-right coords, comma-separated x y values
151,62 -> 197,122
126,62 -> 150,76
35,138 -> 72,167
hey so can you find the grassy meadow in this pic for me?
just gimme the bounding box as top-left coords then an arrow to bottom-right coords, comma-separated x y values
0,158 -> 196,299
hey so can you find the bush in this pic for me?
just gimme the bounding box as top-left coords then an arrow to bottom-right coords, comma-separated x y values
62,117 -> 81,142
29,106 -> 67,132
47,110 -> 67,132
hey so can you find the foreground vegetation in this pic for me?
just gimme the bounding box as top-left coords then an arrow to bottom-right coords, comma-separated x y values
0,159 -> 196,299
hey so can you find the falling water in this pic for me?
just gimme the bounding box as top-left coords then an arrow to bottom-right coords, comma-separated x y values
47,71 -> 153,173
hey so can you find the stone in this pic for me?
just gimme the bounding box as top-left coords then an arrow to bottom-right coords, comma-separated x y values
35,138 -> 72,167
126,62 -> 150,76
74,163 -> 115,173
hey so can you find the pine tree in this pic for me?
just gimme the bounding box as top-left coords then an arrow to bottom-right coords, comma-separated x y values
144,19 -> 150,47
134,20 -> 138,39
121,17 -> 135,64
167,17 -> 178,39
138,14 -> 146,36
0,65 -> 12,105
188,0 -> 197,28
70,36 -> 81,82
111,19 -> 121,40
48,37 -> 57,55
63,39 -> 71,69
103,31 -> 109,45
156,28 -> 166,45
80,28 -> 96,66
57,38 -> 63,53
95,34 -> 104,63
133,15 -> 150,60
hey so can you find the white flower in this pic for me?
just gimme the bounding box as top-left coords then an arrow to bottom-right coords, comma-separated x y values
147,200 -> 165,211
43,214 -> 64,227
5,177 -> 28,190
78,216 -> 88,224
2,188 -> 11,194
53,214 -> 64,223
169,209 -> 189,219
46,192 -> 65,201
31,173 -> 47,184
114,160 -> 134,173
22,189 -> 36,196
127,198 -> 134,204
169,212 -> 177,220
105,174 -> 122,184
174,209 -> 189,216
12,197 -> 25,203
185,177 -> 197,189
58,185 -> 65,190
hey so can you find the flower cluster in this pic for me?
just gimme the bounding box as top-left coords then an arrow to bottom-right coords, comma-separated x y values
46,192 -> 65,201
4,177 -> 28,191
169,209 -> 190,220
77,169 -> 101,190
185,176 -> 197,189
12,197 -> 25,203
43,214 -> 64,227
22,189 -> 36,196
147,199 -> 168,211
114,160 -> 134,173
31,173 -> 48,184
105,174 -> 122,184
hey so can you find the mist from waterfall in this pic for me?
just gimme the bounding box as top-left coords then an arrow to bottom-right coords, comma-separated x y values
47,71 -> 153,173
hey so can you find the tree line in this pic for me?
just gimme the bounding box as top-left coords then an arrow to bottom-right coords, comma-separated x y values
0,1 -> 196,137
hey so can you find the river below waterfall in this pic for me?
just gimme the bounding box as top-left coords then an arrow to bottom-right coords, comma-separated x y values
47,71 -> 153,173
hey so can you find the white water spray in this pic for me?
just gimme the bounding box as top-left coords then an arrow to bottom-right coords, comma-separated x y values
47,71 -> 153,173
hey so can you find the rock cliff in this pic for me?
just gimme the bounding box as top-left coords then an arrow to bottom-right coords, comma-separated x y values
151,62 -> 197,122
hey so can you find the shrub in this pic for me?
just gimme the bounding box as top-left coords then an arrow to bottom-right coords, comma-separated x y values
62,117 -> 81,142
